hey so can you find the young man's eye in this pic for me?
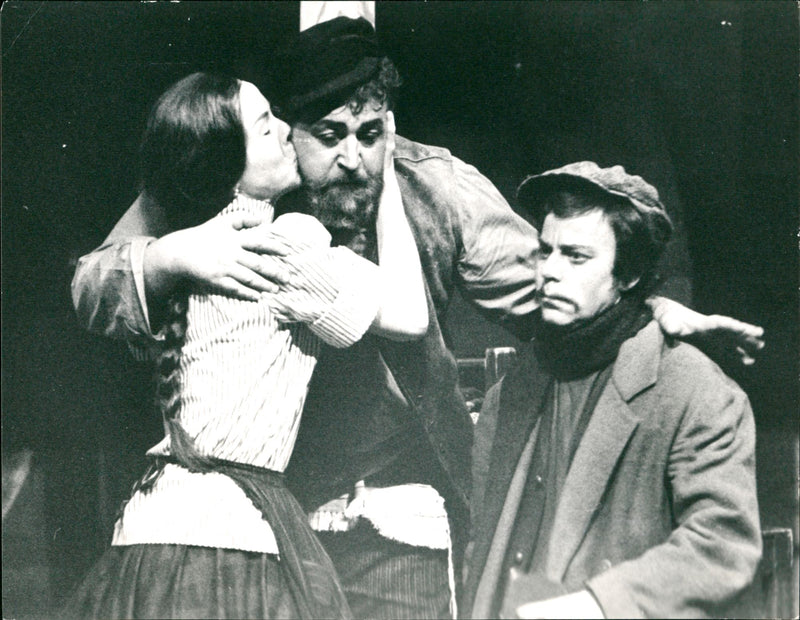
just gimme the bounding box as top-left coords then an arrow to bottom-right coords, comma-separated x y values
567,253 -> 589,264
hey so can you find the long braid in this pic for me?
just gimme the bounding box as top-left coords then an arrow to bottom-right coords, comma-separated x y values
156,285 -> 219,476
119,283 -> 205,516
156,288 -> 189,428
113,287 -> 190,521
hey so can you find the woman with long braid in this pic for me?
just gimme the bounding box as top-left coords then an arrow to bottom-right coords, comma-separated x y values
66,72 -> 426,619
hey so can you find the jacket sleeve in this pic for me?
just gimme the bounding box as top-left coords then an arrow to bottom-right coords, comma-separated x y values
71,193 -> 168,342
585,376 -> 762,618
448,157 -> 541,339
72,201 -> 382,350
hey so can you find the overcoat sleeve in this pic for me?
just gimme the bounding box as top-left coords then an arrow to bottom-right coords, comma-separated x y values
585,376 -> 761,618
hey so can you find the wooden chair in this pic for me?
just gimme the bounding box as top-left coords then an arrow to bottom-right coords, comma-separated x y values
457,347 -> 518,423
456,347 -> 518,393
758,528 -> 795,619
730,527 -> 796,619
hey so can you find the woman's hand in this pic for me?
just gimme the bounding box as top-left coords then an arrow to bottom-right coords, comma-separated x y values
145,212 -> 293,301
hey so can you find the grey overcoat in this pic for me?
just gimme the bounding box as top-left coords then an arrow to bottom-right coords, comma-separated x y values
464,321 -> 761,619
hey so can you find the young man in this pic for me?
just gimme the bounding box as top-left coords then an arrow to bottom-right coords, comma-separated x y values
71,17 -> 763,620
463,162 -> 761,619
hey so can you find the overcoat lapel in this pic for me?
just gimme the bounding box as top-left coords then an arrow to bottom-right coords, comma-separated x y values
483,351 -> 553,527
544,387 -> 639,580
470,416 -> 540,619
545,321 -> 662,580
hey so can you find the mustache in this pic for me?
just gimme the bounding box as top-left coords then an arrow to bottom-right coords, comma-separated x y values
539,290 -> 576,306
301,166 -> 371,190
321,177 -> 371,193
303,175 -> 383,232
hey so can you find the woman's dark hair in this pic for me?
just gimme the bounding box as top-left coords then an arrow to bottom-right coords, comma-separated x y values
139,72 -> 245,230
536,186 -> 672,299
127,73 -> 248,500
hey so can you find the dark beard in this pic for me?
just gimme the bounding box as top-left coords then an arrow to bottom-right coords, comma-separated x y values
301,175 -> 383,260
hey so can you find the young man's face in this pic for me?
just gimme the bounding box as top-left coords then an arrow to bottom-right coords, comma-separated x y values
290,99 -> 388,189
537,208 -> 627,327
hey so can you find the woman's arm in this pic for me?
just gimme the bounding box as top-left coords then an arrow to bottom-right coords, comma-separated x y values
369,112 -> 429,340
72,190 -> 292,339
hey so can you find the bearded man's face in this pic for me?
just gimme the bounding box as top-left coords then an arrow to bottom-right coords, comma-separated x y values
290,98 -> 388,247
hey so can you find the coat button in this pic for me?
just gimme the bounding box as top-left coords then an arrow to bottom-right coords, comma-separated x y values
534,474 -> 544,484
513,551 -> 524,565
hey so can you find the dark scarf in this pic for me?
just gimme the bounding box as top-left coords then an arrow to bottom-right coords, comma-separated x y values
530,294 -> 653,381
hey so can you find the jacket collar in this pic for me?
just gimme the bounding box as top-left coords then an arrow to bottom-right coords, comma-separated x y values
612,320 -> 662,402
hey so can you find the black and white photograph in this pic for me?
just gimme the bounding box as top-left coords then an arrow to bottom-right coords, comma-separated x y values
2,2 -> 798,618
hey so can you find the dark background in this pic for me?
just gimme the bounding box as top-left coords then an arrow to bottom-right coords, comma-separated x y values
2,2 -> 798,617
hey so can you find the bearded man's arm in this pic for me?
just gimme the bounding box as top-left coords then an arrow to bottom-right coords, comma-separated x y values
72,191 -> 292,340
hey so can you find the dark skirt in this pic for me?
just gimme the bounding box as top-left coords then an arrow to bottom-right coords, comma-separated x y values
64,455 -> 352,619
64,543 -> 298,619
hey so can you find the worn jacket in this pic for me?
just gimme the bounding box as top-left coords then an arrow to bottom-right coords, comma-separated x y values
465,321 -> 761,618
71,136 -> 541,518
285,136 -> 541,519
